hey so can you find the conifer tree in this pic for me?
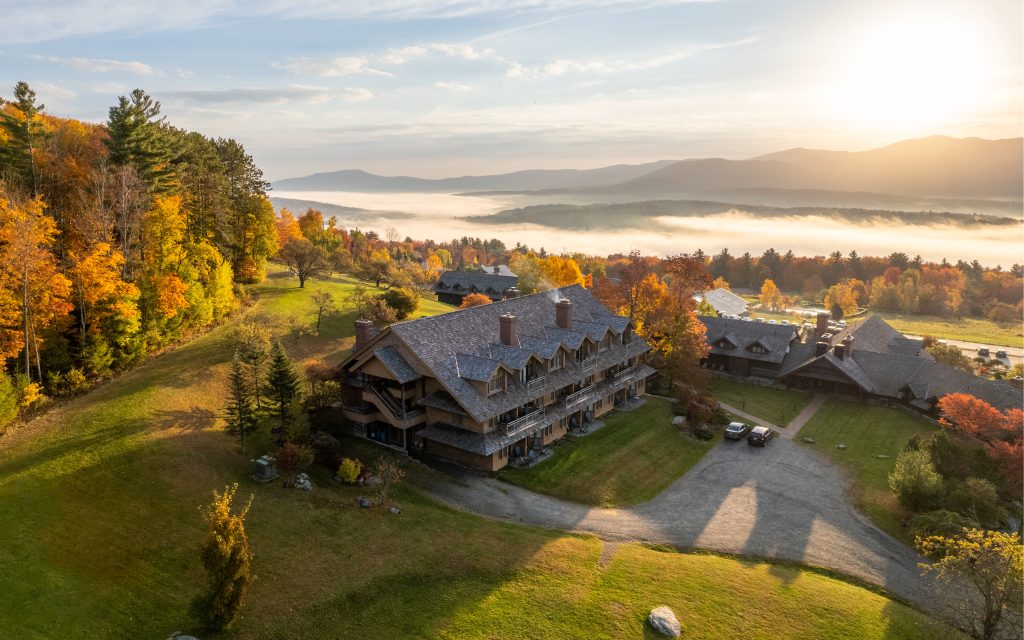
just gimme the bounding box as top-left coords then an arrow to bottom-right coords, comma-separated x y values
225,355 -> 256,453
194,484 -> 252,631
265,341 -> 300,431
0,81 -> 48,195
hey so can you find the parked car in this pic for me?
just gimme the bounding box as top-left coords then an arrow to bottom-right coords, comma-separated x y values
747,426 -> 776,446
978,347 -> 990,357
724,422 -> 751,440
996,349 -> 1008,358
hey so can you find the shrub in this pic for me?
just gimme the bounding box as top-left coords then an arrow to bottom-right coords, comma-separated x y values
888,449 -> 944,512
337,458 -> 362,484
194,484 -> 253,631
276,442 -> 314,487
380,287 -> 419,320
909,509 -> 978,539
690,423 -> 715,441
946,477 -> 1006,527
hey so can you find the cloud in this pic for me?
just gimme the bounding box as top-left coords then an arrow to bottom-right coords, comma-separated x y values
175,68 -> 195,79
434,81 -> 472,92
1,1 -> 713,43
273,56 -> 392,77
30,81 -> 77,100
30,54 -> 159,76
378,46 -> 427,65
165,85 -> 372,104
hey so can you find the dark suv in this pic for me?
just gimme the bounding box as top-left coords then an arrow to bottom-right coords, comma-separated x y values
747,426 -> 776,447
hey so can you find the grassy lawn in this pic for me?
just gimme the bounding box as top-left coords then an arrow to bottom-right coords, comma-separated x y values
0,265 -> 940,638
796,400 -> 937,542
499,397 -> 716,507
872,311 -> 1022,348
708,377 -> 811,427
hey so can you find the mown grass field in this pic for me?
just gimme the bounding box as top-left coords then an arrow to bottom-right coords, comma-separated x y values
0,265 -> 940,638
708,377 -> 811,427
796,400 -> 937,542
500,397 -> 717,507
872,311 -> 1023,348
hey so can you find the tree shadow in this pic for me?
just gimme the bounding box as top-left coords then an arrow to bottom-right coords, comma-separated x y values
153,406 -> 220,431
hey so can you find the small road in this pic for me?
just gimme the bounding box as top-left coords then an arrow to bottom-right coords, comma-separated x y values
904,335 -> 1023,367
417,405 -> 930,608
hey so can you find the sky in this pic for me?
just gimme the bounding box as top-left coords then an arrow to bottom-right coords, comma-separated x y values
3,0 -> 1021,181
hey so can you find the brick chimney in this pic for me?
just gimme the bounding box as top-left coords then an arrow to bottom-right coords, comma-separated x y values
842,335 -> 854,357
504,287 -> 520,299
815,312 -> 829,335
499,314 -> 518,347
354,319 -> 373,351
556,298 -> 572,329
493,265 -> 501,274
834,344 -> 846,359
814,339 -> 830,357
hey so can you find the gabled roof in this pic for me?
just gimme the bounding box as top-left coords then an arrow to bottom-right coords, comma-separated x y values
373,346 -> 419,384
344,284 -> 648,422
695,287 -> 749,316
848,315 -> 927,357
700,315 -> 798,364
434,268 -> 518,297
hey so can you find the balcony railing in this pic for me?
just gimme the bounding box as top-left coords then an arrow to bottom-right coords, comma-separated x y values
503,408 -> 547,438
580,355 -> 598,372
526,376 -> 546,393
564,384 -> 598,409
613,364 -> 643,384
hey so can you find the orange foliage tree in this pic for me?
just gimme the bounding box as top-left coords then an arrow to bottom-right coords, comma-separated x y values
459,293 -> 492,309
938,393 -> 1024,496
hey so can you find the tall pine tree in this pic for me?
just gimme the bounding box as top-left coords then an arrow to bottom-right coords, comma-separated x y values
265,341 -> 299,432
0,82 -> 48,196
225,354 -> 256,453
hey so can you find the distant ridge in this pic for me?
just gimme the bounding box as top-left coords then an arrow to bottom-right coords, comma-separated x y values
272,160 -> 676,193
274,137 -> 1023,210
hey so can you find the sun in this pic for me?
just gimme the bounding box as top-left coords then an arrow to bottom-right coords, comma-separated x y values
830,12 -> 992,130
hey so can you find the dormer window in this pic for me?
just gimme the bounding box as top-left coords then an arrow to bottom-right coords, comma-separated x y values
487,371 -> 506,396
747,342 -> 768,354
550,351 -> 565,372
600,334 -> 611,351
715,338 -> 736,350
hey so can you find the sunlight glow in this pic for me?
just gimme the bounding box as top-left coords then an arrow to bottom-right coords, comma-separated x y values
830,12 -> 992,130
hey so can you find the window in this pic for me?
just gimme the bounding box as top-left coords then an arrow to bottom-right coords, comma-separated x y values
550,351 -> 564,371
487,372 -> 505,395
519,368 -> 528,384
748,343 -> 768,354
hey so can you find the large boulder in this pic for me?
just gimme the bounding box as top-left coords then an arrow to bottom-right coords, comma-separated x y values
648,606 -> 681,637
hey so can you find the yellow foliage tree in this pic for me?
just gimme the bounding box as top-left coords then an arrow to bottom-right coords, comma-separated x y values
759,278 -> 784,311
824,281 -> 859,319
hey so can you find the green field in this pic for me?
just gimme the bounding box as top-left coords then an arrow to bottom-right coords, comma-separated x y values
0,265 -> 939,638
708,377 -> 811,427
796,400 -> 937,541
872,312 -> 1023,348
500,397 -> 716,507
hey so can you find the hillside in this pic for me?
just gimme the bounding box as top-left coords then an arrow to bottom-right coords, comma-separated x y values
272,160 -> 675,192
611,136 -> 1022,200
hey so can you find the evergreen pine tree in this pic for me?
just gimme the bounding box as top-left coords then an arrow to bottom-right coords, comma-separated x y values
0,81 -> 48,195
225,354 -> 256,453
265,341 -> 300,432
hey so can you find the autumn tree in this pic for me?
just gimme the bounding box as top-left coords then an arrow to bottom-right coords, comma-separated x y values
460,292 -> 492,309
310,289 -> 335,332
0,194 -> 72,380
372,456 -> 405,507
647,255 -> 712,389
759,278 -> 784,312
278,238 -> 326,288
939,394 -> 1023,496
916,529 -> 1023,640
194,484 -> 253,631
824,281 -> 858,319
380,287 -> 419,320
926,343 -> 973,372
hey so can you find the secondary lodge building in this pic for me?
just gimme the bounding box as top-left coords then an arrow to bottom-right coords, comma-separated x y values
701,313 -> 1020,413
433,264 -> 519,306
337,285 -> 655,470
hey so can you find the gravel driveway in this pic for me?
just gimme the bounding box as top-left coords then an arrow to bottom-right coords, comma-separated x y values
417,433 -> 930,607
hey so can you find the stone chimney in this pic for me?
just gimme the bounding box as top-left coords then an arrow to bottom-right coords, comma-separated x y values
556,298 -> 572,329
834,344 -> 846,360
814,339 -> 830,357
499,314 -> 518,347
815,312 -> 829,335
493,265 -> 501,274
504,287 -> 520,299
354,319 -> 373,351
842,335 -> 854,357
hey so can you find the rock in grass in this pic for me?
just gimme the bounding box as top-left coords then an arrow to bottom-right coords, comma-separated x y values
836,443 -> 847,450
876,454 -> 890,459
648,606 -> 681,638
802,437 -> 816,444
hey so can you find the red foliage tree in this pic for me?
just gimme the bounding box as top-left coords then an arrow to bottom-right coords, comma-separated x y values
939,393 -> 1023,495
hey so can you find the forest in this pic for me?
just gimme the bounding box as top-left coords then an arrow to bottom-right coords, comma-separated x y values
0,82 -> 277,424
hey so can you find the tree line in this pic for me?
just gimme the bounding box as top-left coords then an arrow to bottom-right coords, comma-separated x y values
0,82 -> 277,426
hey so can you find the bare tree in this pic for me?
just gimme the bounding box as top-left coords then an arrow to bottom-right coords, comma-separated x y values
310,289 -> 335,331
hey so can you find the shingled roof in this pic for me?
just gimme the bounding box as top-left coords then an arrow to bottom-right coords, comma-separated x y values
695,287 -> 749,316
434,266 -> 518,299
344,285 -> 649,423
700,315 -> 799,364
